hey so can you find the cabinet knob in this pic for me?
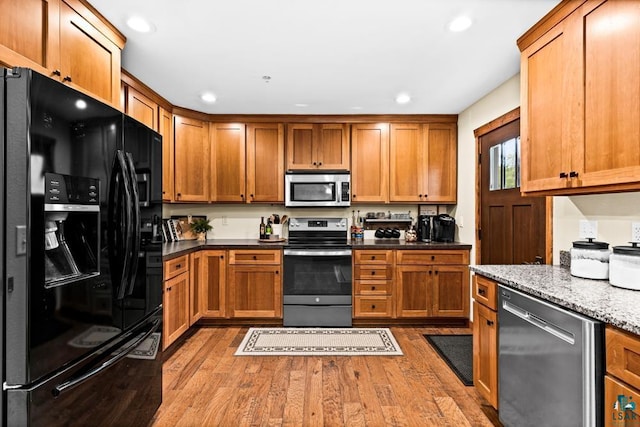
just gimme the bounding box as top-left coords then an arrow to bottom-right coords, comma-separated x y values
431,255 -> 435,261
250,194 -> 254,199
559,172 -> 568,178
313,162 -> 317,166
240,194 -> 244,200
478,288 -> 486,295
486,320 -> 494,326
63,75 -> 72,82
318,162 -> 322,166
275,270 -> 279,275
371,256 -> 375,260
176,264 -> 181,268
220,255 -> 224,259
569,171 -> 579,178
371,305 -> 376,309
429,270 -> 432,275
253,255 -> 257,260
419,194 -> 423,198
353,194 -> 356,199
52,69 -> 61,76
371,271 -> 376,275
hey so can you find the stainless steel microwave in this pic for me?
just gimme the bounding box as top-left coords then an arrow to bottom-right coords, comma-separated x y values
285,171 -> 351,207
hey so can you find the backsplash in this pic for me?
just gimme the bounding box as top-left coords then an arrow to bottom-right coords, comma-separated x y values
162,203 -> 438,240
559,250 -> 571,269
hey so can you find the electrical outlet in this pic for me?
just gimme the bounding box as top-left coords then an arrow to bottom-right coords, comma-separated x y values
579,220 -> 598,239
222,216 -> 228,226
632,222 -> 640,242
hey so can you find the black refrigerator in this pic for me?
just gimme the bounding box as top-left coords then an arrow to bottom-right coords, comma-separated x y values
1,68 -> 163,426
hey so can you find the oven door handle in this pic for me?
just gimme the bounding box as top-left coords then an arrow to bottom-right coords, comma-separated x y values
284,249 -> 352,257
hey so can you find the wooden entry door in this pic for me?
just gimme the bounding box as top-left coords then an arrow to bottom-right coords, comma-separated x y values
476,109 -> 548,265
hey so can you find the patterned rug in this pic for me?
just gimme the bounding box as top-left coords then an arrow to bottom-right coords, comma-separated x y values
235,327 -> 403,356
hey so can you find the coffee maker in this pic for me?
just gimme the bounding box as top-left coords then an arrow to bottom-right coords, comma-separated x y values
432,214 -> 456,242
417,215 -> 432,242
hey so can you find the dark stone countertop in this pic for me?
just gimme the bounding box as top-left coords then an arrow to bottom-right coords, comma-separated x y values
471,264 -> 640,335
163,239 -> 472,260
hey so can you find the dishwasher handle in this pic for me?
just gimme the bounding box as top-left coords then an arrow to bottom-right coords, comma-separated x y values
502,299 -> 575,345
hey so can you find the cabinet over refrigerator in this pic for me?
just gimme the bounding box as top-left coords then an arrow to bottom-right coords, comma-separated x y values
1,68 -> 163,426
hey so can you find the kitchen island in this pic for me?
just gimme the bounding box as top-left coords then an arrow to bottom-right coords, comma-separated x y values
470,264 -> 640,334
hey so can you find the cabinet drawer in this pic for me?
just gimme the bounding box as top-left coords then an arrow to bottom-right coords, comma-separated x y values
228,249 -> 281,265
473,274 -> 498,311
396,250 -> 469,265
354,280 -> 392,295
164,255 -> 188,279
354,296 -> 393,318
605,375 -> 640,423
607,326 -> 640,391
354,265 -> 393,280
354,250 -> 394,265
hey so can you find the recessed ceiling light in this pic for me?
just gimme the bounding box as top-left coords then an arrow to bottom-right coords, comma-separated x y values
75,99 -> 87,110
126,16 -> 155,33
448,15 -> 472,32
294,103 -> 309,107
395,93 -> 411,104
200,92 -> 217,103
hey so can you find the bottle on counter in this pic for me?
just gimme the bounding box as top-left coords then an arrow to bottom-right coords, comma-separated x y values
265,219 -> 272,238
259,217 -> 266,239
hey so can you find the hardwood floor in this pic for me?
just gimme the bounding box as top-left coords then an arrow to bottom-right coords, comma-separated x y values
152,326 -> 500,427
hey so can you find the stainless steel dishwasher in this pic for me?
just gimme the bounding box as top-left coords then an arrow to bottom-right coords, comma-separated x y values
498,285 -> 603,427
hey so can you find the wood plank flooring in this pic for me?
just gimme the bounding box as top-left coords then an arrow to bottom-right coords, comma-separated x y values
151,326 -> 501,427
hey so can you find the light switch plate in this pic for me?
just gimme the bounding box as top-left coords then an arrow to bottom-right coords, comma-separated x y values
632,222 -> 640,242
579,220 -> 598,239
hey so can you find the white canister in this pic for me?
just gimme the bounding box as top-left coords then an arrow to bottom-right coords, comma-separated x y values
570,239 -> 610,280
610,243 -> 640,290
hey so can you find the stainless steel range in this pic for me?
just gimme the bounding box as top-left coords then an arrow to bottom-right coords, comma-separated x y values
283,217 -> 352,327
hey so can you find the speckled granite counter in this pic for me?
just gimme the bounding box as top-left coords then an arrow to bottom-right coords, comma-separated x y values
163,239 -> 472,260
471,265 -> 640,335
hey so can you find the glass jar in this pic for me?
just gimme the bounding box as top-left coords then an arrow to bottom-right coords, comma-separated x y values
570,239 -> 610,280
609,243 -> 640,290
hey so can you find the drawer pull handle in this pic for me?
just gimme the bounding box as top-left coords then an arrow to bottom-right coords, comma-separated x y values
371,286 -> 376,291
478,288 -> 486,295
371,271 -> 376,275
486,320 -> 494,326
431,255 -> 435,261
559,172 -> 568,179
176,264 -> 181,268
63,75 -> 72,82
371,256 -> 376,260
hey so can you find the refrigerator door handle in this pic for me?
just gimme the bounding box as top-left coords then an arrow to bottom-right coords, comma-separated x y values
108,150 -> 134,300
51,318 -> 160,397
124,152 -> 141,297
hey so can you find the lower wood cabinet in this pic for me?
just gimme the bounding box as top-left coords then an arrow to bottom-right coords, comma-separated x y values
472,274 -> 499,409
228,250 -> 282,319
605,326 -> 640,424
190,250 -> 226,323
163,255 -> 190,350
353,250 -> 394,319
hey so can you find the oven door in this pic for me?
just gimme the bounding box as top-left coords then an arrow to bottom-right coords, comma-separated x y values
283,249 -> 352,304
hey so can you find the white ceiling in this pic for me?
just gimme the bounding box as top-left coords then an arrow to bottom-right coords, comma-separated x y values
89,0 -> 560,115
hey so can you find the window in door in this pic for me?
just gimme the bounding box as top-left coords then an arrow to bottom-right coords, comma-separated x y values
489,137 -> 520,191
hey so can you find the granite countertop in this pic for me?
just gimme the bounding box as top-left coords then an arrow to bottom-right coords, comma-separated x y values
163,239 -> 472,259
471,264 -> 640,335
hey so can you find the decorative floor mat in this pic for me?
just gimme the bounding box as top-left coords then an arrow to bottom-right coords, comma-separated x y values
235,327 -> 403,356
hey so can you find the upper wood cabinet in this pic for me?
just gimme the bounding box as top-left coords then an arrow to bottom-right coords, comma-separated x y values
389,123 -> 457,203
520,0 -> 640,195
159,107 -> 174,202
174,115 -> 210,202
286,123 -> 350,170
246,123 -> 285,203
0,0 -> 124,107
210,123 -> 246,202
351,123 -> 389,203
125,85 -> 157,131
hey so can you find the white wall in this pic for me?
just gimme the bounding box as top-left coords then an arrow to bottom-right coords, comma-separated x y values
456,73 -> 640,265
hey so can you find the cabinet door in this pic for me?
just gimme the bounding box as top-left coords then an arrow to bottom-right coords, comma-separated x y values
389,123 -> 423,202
173,115 -> 209,202
59,1 -> 121,106
423,123 -> 457,203
473,301 -> 498,409
430,265 -> 469,318
189,252 -> 204,324
605,375 -> 640,426
286,123 -> 315,169
246,123 -> 284,203
317,124 -> 350,170
228,265 -> 282,318
578,0 -> 640,188
126,85 -> 157,131
0,0 -> 60,74
200,250 -> 226,318
396,265 -> 429,317
520,15 -> 580,193
211,123 -> 246,202
163,271 -> 189,350
351,123 -> 389,202
159,107 -> 174,201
